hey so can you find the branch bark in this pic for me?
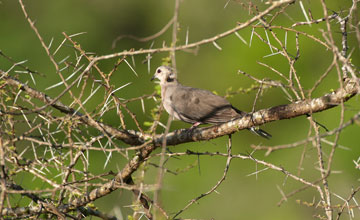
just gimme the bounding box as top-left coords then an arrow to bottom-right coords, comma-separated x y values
153,77 -> 358,146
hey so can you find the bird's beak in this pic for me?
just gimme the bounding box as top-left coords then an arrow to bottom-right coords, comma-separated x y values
150,75 -> 156,81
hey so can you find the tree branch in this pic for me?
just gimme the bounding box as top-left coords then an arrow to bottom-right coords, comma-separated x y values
4,75 -> 358,149
153,77 -> 359,147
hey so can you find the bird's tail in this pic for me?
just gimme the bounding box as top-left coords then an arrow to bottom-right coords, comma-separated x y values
248,127 -> 272,139
231,107 -> 272,139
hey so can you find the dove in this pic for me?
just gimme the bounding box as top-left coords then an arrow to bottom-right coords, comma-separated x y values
151,65 -> 271,139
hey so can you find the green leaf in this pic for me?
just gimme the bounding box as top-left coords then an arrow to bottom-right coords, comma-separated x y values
143,121 -> 153,127
155,84 -> 161,95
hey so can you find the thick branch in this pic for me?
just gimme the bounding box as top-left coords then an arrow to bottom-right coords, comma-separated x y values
153,77 -> 359,146
3,76 -> 359,148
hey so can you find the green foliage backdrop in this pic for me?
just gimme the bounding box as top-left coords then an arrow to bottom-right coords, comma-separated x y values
0,0 -> 359,219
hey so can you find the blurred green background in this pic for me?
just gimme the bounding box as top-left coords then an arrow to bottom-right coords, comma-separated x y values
1,0 -> 359,219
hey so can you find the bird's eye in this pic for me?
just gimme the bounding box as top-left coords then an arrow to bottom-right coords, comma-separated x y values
157,69 -> 161,73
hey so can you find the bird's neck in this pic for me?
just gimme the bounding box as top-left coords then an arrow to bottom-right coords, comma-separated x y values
160,80 -> 179,88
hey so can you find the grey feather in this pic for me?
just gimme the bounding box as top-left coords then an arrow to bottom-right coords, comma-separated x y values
151,66 -> 271,139
169,85 -> 244,124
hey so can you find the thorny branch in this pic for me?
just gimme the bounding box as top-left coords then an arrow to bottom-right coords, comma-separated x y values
1,0 -> 359,219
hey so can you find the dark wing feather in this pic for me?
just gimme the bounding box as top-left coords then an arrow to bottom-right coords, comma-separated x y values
171,85 -> 245,124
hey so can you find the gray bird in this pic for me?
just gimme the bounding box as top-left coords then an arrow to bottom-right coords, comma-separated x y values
151,66 -> 271,139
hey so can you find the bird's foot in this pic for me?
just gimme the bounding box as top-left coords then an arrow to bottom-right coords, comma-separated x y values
190,122 -> 201,129
185,122 -> 201,134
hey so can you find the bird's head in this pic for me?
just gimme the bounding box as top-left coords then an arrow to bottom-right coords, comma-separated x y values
151,66 -> 177,85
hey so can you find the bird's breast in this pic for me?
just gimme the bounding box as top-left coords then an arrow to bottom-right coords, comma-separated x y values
161,88 -> 180,120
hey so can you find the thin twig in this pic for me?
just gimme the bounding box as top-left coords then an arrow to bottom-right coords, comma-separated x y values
173,135 -> 233,218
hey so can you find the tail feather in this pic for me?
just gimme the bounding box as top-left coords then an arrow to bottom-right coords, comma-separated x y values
232,109 -> 271,139
249,127 -> 272,139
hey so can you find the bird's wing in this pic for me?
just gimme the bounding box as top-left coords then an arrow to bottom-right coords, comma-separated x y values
170,85 -> 243,124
